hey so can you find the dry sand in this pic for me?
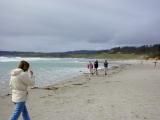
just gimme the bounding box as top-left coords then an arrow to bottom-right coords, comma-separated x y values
0,61 -> 160,120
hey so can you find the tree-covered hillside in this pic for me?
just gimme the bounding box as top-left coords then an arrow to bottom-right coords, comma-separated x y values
0,44 -> 160,59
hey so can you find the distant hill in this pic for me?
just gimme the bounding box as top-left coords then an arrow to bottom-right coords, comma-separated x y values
64,50 -> 98,54
0,44 -> 160,59
0,50 -> 97,57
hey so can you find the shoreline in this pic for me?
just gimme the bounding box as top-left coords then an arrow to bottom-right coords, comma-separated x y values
0,62 -> 126,97
29,62 -> 128,92
25,59 -> 160,91
0,61 -> 124,97
0,59 -> 158,96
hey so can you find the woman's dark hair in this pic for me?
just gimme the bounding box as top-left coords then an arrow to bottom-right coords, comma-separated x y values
18,60 -> 30,72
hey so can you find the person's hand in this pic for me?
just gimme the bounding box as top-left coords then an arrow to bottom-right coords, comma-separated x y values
30,70 -> 33,76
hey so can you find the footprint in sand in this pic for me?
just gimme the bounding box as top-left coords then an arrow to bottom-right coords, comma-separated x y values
72,83 -> 84,85
40,96 -> 46,98
111,105 -> 115,108
114,81 -> 121,83
87,98 -> 95,104
105,81 -> 111,83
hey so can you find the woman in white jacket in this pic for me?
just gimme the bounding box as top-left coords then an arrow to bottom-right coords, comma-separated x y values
9,60 -> 35,120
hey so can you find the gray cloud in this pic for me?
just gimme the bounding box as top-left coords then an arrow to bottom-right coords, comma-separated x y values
0,0 -> 160,52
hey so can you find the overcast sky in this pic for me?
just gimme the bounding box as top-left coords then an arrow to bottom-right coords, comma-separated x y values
0,0 -> 160,52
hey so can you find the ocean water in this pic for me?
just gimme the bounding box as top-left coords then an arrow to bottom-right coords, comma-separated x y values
0,57 -> 112,95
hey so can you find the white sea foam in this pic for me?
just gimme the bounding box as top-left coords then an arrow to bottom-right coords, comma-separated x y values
0,57 -> 63,62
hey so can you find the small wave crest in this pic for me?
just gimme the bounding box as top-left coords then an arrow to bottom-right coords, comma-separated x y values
0,57 -> 62,62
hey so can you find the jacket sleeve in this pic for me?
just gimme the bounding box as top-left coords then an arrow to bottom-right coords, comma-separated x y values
20,72 -> 35,86
9,80 -> 12,89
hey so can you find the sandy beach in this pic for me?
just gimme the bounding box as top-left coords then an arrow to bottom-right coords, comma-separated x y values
0,61 -> 160,120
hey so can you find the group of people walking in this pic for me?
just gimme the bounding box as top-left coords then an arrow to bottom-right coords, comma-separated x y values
87,59 -> 108,76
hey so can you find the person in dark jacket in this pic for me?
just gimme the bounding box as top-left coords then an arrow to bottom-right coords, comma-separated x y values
104,60 -> 108,75
94,60 -> 99,75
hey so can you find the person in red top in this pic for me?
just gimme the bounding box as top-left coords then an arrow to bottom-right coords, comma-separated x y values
87,61 -> 93,77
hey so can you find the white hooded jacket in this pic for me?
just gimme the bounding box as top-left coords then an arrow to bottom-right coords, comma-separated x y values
9,68 -> 35,102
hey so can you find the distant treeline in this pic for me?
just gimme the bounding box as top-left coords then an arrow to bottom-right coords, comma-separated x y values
96,44 -> 160,59
0,51 -> 67,57
0,44 -> 160,59
101,44 -> 160,58
109,44 -> 160,54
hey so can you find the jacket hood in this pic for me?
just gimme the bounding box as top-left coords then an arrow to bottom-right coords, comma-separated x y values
11,68 -> 23,76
